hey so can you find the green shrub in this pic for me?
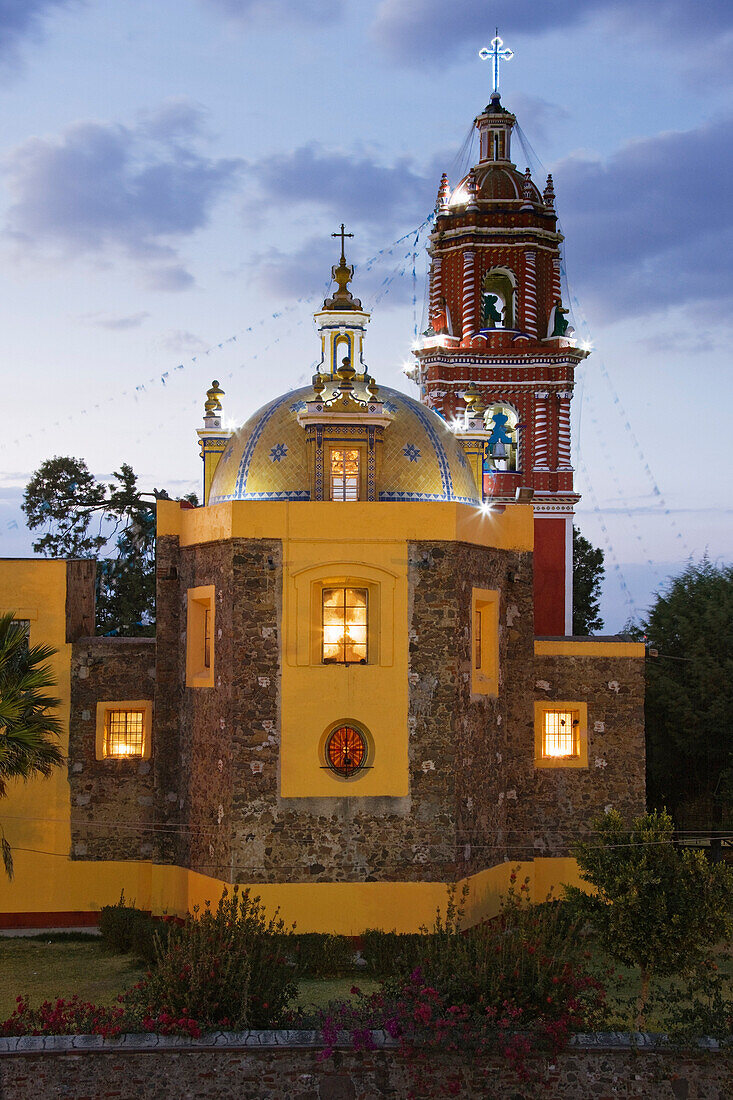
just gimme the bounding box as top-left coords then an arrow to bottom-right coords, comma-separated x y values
99,893 -> 147,954
99,893 -> 176,965
282,933 -> 356,978
360,930 -> 423,978
124,887 -> 297,1029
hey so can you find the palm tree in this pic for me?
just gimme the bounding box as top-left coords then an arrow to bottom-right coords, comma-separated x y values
0,612 -> 64,878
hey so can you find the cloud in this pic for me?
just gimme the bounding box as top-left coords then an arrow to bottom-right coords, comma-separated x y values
250,233 -> 424,311
371,0 -> 733,68
86,311 -> 151,330
160,330 -> 209,354
251,142 -> 439,228
555,114 -> 733,319
201,0 -> 339,23
0,0 -> 80,71
3,99 -> 242,289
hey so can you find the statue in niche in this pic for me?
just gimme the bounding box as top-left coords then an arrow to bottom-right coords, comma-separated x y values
481,291 -> 503,328
549,298 -> 571,337
485,410 -> 515,470
426,295 -> 452,336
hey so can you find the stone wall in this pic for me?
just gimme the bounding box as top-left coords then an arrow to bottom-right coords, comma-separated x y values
412,540 -> 534,879
69,638 -> 156,860
165,536 -> 535,885
1,1033 -> 729,1099
528,652 -> 646,853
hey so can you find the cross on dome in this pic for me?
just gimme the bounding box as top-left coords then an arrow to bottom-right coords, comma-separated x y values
479,31 -> 513,95
332,222 -> 354,265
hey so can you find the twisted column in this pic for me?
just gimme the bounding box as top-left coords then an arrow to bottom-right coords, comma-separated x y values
461,250 -> 476,343
523,251 -> 537,337
533,390 -> 550,470
556,390 -> 573,469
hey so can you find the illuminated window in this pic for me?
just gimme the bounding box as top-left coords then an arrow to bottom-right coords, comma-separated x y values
542,709 -> 579,758
326,724 -> 366,777
534,702 -> 588,769
330,449 -> 359,500
186,585 -> 215,687
96,701 -> 152,760
472,588 -> 499,695
322,587 -> 368,664
105,709 -> 144,757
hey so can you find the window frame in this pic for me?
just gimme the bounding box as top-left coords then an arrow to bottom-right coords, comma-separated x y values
471,588 -> 499,696
186,585 -> 216,687
321,585 -> 369,665
320,718 -> 373,781
95,700 -> 152,761
534,701 -> 588,769
329,446 -> 361,501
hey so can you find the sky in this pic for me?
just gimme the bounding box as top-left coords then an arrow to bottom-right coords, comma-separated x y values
0,0 -> 731,630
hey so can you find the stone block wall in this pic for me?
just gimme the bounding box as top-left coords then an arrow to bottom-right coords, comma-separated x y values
411,540 -> 535,879
69,638 -> 156,860
1,1034 -> 730,1099
527,652 -> 646,853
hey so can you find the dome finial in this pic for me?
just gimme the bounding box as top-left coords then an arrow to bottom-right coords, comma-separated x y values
323,224 -> 363,311
204,380 -> 224,418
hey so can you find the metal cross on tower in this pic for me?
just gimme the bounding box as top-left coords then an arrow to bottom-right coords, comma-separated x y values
479,32 -> 513,95
332,223 -> 354,264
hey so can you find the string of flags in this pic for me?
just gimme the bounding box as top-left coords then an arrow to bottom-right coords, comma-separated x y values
0,217 -> 435,461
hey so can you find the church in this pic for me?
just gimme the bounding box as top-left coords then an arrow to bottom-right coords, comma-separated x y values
0,73 -> 646,933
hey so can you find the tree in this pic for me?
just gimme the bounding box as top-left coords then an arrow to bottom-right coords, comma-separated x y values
22,456 -> 106,558
0,613 -> 64,878
572,526 -> 604,635
641,560 -> 733,829
22,457 -> 196,637
564,809 -> 733,1027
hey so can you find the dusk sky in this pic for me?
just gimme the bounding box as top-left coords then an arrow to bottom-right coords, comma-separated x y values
0,0 -> 731,630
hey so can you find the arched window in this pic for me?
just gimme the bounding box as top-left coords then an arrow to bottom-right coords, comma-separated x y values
481,270 -> 516,330
484,404 -> 519,472
332,334 -> 351,374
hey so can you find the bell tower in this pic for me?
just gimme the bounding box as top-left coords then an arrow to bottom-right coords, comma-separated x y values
414,40 -> 589,635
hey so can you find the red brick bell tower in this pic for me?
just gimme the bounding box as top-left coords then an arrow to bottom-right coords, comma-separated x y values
413,87 -> 589,636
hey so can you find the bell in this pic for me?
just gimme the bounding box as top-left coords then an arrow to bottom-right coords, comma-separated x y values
492,441 -> 507,459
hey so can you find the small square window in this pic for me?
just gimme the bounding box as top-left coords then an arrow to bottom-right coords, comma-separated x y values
534,702 -> 588,768
96,701 -> 152,760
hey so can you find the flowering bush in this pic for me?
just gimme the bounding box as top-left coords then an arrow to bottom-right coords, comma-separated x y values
316,878 -> 608,1094
122,886 -> 296,1029
0,996 -> 200,1039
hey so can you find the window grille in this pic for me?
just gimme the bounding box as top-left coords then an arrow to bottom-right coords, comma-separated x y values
326,725 -> 366,777
542,709 -> 580,758
104,709 -> 145,757
322,587 -> 368,664
330,448 -> 359,500
474,607 -> 482,669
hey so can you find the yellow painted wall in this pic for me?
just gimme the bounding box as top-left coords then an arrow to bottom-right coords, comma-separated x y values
0,560 -> 73,895
0,851 -> 588,934
157,499 -> 534,554
534,638 -> 645,658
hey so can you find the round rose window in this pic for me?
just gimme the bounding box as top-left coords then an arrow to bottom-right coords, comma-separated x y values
326,725 -> 366,777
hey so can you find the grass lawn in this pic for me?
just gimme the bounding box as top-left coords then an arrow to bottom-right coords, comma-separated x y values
0,937 -> 146,1020
0,937 -> 730,1031
295,977 -> 379,1012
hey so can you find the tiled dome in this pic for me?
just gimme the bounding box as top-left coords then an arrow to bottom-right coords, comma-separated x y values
208,379 -> 480,504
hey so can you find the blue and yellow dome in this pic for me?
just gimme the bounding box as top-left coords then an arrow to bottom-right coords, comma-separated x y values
208,379 -> 480,505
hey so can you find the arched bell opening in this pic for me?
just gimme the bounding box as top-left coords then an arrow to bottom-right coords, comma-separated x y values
481,270 -> 516,330
484,403 -> 519,472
